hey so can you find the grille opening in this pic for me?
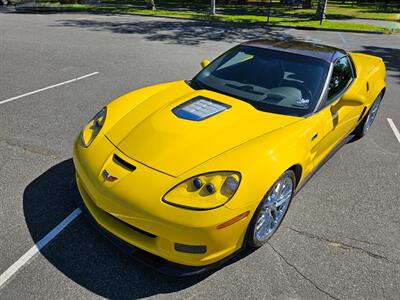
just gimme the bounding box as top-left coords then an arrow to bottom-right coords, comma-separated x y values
106,212 -> 157,238
113,154 -> 136,171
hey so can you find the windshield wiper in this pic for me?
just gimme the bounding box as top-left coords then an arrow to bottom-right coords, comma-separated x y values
190,79 -> 205,90
224,83 -> 264,95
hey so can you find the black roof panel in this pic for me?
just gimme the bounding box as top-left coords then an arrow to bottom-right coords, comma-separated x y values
242,39 -> 346,62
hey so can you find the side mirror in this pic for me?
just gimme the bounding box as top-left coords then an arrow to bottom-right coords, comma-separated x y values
331,92 -> 365,113
200,59 -> 210,69
340,92 -> 365,106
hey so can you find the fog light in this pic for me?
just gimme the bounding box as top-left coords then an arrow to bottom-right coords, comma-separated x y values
175,243 -> 207,254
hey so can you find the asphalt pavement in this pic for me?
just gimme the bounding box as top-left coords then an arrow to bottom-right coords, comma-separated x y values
0,12 -> 399,299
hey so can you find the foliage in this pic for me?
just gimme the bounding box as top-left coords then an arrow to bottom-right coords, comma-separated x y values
22,3 -> 395,33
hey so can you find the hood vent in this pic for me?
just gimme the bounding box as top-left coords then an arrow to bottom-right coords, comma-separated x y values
173,96 -> 231,121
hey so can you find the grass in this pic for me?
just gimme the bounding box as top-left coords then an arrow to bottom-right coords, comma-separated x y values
20,3 -> 394,33
323,1 -> 400,21
57,0 -> 400,21
16,0 -> 400,33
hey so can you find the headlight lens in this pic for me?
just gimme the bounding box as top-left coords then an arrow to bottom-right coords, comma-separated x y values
163,171 -> 241,210
81,107 -> 107,147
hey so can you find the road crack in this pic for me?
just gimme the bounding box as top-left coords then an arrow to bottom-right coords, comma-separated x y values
289,227 -> 400,266
0,138 -> 64,160
268,242 -> 340,300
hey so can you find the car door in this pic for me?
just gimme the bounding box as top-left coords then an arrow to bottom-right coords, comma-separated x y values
312,55 -> 363,166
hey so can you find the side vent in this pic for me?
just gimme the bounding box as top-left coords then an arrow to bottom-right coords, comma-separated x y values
113,154 -> 136,171
366,81 -> 370,92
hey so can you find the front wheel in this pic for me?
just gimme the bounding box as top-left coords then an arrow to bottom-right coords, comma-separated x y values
246,170 -> 296,248
353,92 -> 383,139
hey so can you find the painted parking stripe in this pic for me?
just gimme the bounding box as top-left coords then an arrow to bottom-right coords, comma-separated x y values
0,208 -> 81,288
337,32 -> 347,44
0,72 -> 99,106
387,118 -> 400,144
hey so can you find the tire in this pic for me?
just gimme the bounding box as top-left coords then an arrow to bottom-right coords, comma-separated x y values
353,92 -> 383,140
246,170 -> 296,248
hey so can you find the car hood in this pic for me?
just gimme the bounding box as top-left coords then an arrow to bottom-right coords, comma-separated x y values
105,81 -> 300,177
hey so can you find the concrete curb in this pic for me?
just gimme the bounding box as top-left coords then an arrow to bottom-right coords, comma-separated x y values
12,6 -> 390,35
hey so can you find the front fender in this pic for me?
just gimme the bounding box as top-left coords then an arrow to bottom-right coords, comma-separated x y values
180,119 -> 312,210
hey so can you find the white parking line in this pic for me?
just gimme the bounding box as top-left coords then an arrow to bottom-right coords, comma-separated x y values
387,118 -> 400,144
337,32 -> 347,44
0,72 -> 99,106
0,208 -> 81,288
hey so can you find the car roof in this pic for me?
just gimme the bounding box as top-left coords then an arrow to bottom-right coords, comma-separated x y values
242,39 -> 347,63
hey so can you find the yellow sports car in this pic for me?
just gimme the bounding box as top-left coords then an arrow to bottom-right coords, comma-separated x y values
73,39 -> 386,275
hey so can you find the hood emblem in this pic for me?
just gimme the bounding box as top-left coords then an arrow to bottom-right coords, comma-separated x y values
103,169 -> 118,182
173,97 -> 231,121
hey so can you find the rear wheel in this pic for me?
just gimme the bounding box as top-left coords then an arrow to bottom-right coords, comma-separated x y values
353,92 -> 382,139
246,170 -> 296,248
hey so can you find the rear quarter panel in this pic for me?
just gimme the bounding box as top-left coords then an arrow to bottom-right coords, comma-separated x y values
350,52 -> 386,106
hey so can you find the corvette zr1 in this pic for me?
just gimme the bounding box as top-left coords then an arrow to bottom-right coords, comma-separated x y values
73,39 -> 386,275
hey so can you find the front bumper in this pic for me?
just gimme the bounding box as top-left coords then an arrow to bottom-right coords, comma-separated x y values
71,177 -> 241,276
72,137 -> 252,270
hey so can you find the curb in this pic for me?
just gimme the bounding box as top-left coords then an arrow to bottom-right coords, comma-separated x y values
13,6 -> 388,35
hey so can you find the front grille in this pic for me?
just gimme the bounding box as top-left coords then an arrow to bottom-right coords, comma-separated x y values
106,211 -> 157,239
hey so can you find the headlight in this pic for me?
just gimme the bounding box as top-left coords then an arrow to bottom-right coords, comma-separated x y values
81,107 -> 107,147
163,171 -> 241,210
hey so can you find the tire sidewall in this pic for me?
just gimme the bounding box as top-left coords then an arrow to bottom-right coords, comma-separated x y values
246,170 -> 296,248
362,94 -> 382,136
353,92 -> 383,140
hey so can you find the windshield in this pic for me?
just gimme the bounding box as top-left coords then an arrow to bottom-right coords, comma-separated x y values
191,45 -> 330,117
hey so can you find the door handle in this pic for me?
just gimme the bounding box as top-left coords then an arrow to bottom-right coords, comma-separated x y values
311,132 -> 318,141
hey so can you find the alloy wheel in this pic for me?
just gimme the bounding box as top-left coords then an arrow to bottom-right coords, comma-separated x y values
254,176 -> 294,242
363,96 -> 382,135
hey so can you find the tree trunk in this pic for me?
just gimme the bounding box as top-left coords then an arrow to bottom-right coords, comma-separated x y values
146,0 -> 156,10
302,0 -> 312,8
316,0 -> 327,21
211,0 -> 216,15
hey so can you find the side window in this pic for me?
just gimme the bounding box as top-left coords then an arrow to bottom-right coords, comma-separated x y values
327,56 -> 353,103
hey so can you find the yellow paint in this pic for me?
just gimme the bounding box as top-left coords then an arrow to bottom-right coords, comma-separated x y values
73,52 -> 386,267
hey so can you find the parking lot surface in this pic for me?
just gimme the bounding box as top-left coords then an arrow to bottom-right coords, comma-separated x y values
0,12 -> 399,299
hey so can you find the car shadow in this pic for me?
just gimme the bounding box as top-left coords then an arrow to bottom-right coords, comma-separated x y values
23,159 -> 255,299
